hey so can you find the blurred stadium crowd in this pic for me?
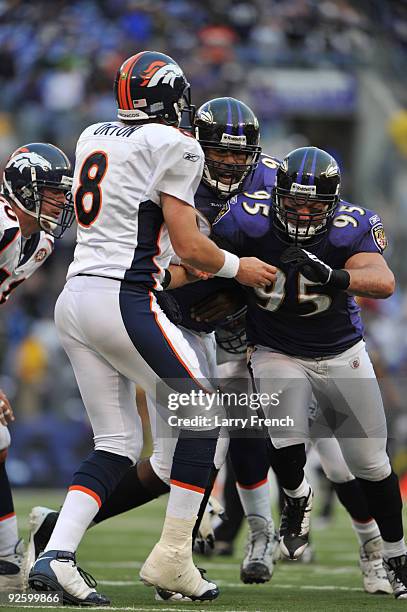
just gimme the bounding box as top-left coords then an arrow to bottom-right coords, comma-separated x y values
0,0 -> 407,488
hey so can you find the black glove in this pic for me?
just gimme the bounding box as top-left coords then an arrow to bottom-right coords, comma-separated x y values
280,246 -> 350,290
154,290 -> 182,324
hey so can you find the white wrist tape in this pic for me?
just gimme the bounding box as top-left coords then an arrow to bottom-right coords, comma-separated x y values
215,250 -> 240,278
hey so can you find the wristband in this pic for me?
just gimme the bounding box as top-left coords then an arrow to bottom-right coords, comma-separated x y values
328,269 -> 350,290
215,250 -> 240,278
161,269 -> 172,289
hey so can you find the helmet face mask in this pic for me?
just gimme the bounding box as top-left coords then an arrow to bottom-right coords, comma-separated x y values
215,306 -> 247,355
114,51 -> 193,127
194,97 -> 261,198
273,147 -> 340,245
3,143 -> 74,239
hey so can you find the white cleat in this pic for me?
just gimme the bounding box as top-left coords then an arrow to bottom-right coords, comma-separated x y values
140,516 -> 219,601
360,536 -> 392,595
29,550 -> 109,606
240,515 -> 279,584
0,539 -> 24,591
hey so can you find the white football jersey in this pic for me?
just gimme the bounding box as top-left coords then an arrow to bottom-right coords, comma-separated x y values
0,195 -> 54,305
67,121 -> 204,289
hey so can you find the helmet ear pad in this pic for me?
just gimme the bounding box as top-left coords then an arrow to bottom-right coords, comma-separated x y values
3,143 -> 74,238
273,146 -> 340,245
114,51 -> 192,126
194,97 -> 261,198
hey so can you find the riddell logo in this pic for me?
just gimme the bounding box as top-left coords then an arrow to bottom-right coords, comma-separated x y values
290,183 -> 317,196
220,133 -> 247,145
140,61 -> 183,87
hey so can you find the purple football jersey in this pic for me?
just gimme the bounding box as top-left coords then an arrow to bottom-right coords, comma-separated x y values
212,192 -> 389,357
169,154 -> 279,333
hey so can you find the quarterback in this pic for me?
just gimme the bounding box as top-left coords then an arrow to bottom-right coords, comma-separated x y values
28,53 -> 275,606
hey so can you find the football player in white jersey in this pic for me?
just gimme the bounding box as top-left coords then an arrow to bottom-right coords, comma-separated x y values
28,52 -> 276,606
0,142 -> 73,590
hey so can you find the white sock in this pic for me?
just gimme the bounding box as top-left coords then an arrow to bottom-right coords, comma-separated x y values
352,518 -> 380,547
166,480 -> 204,520
236,476 -> 272,522
0,513 -> 18,556
382,537 -> 407,561
45,487 -> 101,553
283,477 -> 311,499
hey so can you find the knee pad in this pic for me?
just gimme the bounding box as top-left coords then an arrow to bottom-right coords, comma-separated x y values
350,459 -> 391,482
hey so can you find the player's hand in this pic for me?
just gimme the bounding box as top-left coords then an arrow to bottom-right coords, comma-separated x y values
281,246 -> 350,289
191,291 -> 243,323
181,262 -> 213,281
0,390 -> 14,426
236,257 -> 277,288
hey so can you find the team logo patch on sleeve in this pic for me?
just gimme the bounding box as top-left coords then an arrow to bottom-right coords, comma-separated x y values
371,223 -> 388,252
35,248 -> 48,262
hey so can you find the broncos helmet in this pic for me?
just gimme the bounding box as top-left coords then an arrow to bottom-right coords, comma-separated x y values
194,97 -> 261,198
273,146 -> 340,244
114,51 -> 193,126
3,143 -> 74,239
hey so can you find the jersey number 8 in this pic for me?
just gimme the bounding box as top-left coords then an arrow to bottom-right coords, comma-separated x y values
75,151 -> 108,228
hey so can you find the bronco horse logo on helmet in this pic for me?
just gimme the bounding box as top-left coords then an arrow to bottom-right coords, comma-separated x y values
140,61 -> 184,88
9,152 -> 52,173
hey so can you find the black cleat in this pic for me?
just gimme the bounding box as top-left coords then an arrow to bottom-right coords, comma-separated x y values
279,488 -> 313,560
384,554 -> 407,599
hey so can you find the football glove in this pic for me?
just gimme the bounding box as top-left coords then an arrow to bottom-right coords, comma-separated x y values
154,290 -> 182,324
280,246 -> 350,290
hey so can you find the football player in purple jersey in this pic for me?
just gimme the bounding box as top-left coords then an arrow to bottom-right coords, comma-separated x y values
211,146 -> 407,600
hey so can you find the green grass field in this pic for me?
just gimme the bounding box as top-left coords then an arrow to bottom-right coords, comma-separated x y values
3,489 -> 406,612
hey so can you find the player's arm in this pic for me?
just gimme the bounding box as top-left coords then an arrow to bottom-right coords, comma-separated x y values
162,194 -> 277,288
344,252 -> 395,298
163,263 -> 212,290
280,246 -> 395,299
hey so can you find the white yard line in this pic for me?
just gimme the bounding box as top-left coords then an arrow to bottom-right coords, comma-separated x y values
96,579 -> 364,590
89,560 -> 359,575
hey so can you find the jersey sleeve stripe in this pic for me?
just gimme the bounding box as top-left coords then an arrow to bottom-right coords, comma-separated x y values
0,227 -> 20,255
